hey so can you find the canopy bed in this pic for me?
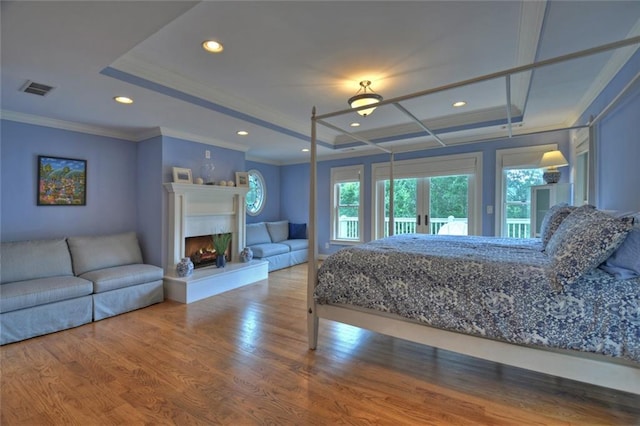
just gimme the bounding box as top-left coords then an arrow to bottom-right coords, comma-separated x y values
307,37 -> 640,394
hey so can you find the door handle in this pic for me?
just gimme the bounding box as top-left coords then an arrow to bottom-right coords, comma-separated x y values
425,214 -> 429,225
417,215 -> 421,226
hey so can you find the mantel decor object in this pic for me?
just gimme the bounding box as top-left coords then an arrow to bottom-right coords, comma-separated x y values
176,257 -> 194,277
213,233 -> 232,268
172,167 -> 193,184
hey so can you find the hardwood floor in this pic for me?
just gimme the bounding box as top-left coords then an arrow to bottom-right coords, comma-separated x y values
1,264 -> 639,425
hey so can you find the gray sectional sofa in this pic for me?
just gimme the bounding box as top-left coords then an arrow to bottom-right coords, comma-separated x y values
0,232 -> 164,345
245,220 -> 308,272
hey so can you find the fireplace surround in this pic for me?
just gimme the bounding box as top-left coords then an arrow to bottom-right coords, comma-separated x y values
163,183 -> 268,303
164,183 -> 247,271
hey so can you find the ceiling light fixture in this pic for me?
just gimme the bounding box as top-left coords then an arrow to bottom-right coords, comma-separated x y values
453,101 -> 467,107
114,96 -> 133,104
236,130 -> 248,136
301,148 -> 310,152
202,40 -> 224,53
348,80 -> 382,117
350,122 -> 361,127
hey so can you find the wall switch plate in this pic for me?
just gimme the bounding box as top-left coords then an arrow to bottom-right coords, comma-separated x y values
205,150 -> 211,159
324,242 -> 330,249
487,205 -> 494,214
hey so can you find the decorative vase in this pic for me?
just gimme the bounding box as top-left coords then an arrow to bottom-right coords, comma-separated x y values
176,257 -> 194,277
216,255 -> 226,268
240,247 -> 253,262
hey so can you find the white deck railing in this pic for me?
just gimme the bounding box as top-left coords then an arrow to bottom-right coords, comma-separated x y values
338,217 -> 531,239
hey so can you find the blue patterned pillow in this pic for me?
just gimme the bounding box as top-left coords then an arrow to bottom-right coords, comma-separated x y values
539,203 -> 576,250
546,206 -> 633,289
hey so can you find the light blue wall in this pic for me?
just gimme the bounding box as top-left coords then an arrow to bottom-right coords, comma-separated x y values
1,120 -> 138,242
162,137 -> 245,185
136,136 -> 164,266
279,163 -> 309,224
574,48 -> 640,211
245,160 -> 281,223
596,86 -> 640,211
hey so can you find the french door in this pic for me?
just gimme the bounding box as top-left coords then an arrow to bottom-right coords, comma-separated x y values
376,175 -> 470,238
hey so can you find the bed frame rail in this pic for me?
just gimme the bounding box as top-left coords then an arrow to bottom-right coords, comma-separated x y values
314,304 -> 640,395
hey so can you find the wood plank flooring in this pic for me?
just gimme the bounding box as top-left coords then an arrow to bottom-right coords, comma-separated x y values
1,264 -> 639,425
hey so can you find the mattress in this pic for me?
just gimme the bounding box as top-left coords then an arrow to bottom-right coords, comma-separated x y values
315,234 -> 640,363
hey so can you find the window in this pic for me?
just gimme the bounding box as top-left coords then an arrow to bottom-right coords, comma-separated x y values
330,165 -> 364,243
503,168 -> 543,238
246,169 -> 266,216
495,144 -> 556,237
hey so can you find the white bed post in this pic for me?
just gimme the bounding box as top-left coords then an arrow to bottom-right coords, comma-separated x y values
307,107 -> 319,349
388,152 -> 395,237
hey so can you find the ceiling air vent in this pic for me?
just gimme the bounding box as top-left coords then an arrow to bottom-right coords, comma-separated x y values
20,80 -> 55,96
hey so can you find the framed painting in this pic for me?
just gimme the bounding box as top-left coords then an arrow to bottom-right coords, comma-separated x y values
235,171 -> 249,187
173,167 -> 193,183
37,155 -> 87,206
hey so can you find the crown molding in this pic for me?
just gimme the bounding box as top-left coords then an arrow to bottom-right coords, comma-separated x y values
0,110 -> 251,154
0,110 -> 138,141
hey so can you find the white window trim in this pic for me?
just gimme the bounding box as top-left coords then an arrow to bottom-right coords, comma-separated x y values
371,152 -> 483,239
330,164 -> 364,244
494,144 -> 557,236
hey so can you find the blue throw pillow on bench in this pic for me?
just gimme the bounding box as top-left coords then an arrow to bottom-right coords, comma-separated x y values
289,223 -> 307,239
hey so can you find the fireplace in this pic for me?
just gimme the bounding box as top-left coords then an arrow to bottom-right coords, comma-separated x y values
164,183 -> 248,273
163,183 -> 268,304
185,235 -> 231,269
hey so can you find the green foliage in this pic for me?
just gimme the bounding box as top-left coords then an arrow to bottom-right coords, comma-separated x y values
212,233 -> 232,254
336,182 -> 360,217
505,169 -> 543,219
383,176 -> 469,219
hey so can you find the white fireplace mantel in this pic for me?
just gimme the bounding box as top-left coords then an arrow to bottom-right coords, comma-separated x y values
164,183 -> 249,272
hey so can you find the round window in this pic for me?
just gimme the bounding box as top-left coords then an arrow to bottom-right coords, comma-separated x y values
246,169 -> 266,216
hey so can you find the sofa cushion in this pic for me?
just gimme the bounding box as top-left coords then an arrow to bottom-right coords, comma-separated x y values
246,223 -> 272,246
250,243 -> 290,258
67,232 -> 143,275
289,223 -> 307,239
80,264 -> 164,294
266,221 -> 289,243
281,239 -> 309,251
1,238 -> 73,284
0,276 -> 93,313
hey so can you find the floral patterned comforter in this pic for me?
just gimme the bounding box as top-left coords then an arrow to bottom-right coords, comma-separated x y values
315,234 -> 640,363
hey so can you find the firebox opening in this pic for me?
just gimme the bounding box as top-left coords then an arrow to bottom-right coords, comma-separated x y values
185,235 -> 231,269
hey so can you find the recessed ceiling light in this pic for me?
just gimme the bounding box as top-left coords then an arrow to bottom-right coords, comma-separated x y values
114,96 -> 133,104
350,122 -> 361,127
236,130 -> 249,136
453,101 -> 467,107
202,40 -> 224,53
302,148 -> 310,152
